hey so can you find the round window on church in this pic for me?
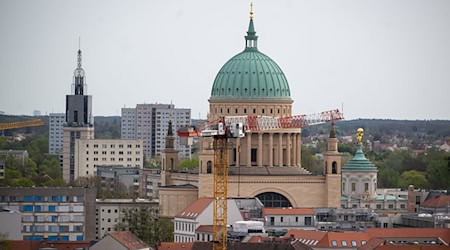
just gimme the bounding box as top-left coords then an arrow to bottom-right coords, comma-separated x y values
256,192 -> 292,208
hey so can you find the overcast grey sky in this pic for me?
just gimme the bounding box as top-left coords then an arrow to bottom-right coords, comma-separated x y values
1,0 -> 449,120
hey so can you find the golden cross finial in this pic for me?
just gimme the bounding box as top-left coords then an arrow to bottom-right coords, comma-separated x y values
250,2 -> 254,20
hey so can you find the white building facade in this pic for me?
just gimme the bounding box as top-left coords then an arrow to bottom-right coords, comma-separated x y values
95,199 -> 158,239
173,198 -> 244,243
74,139 -> 144,179
49,113 -> 65,155
121,104 -> 191,158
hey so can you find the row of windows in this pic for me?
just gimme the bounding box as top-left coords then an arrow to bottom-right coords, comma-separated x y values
88,144 -> 140,149
215,107 -> 288,115
267,216 -> 312,226
88,157 -> 140,162
343,182 -> 373,192
331,240 -> 366,247
23,215 -> 84,222
23,225 -> 83,232
88,151 -> 140,155
23,235 -> 83,241
175,235 -> 194,242
175,221 -> 195,232
23,205 -> 84,212
0,195 -> 84,203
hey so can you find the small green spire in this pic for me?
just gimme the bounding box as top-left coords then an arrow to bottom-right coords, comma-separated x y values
245,2 -> 258,51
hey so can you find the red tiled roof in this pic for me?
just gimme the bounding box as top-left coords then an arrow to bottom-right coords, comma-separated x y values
110,231 -> 149,250
157,242 -> 193,250
366,228 -> 450,244
11,240 -> 92,250
196,225 -> 214,233
283,229 -> 327,246
372,246 -> 450,250
316,231 -> 371,248
248,235 -> 286,243
175,197 -> 213,219
357,238 -> 386,250
263,208 -> 314,216
421,195 -> 450,208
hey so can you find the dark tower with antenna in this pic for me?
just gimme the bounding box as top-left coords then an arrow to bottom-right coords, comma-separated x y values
65,47 -> 93,126
63,45 -> 94,182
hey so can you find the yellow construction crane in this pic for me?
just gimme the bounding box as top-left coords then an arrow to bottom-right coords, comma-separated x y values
178,109 -> 344,250
0,119 -> 45,132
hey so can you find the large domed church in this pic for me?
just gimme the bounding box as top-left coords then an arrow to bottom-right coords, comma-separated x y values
159,6 -> 342,217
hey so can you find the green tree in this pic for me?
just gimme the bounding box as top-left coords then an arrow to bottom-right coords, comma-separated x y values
426,159 -> 450,189
178,158 -> 199,170
399,170 -> 429,189
338,144 -> 355,155
115,207 -> 173,245
42,178 -> 66,187
377,167 -> 400,188
0,233 -> 12,250
13,177 -> 36,187
39,156 -> 62,179
301,146 -> 322,174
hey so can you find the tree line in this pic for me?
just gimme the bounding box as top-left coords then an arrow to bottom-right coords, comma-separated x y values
301,142 -> 449,190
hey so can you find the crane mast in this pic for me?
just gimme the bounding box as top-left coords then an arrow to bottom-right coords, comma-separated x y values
178,109 -> 344,250
213,135 -> 229,250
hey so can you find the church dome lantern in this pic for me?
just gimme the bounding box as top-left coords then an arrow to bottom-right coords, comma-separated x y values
210,5 -> 291,101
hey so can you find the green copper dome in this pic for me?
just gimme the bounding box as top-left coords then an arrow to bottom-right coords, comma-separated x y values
342,144 -> 378,172
210,19 -> 291,101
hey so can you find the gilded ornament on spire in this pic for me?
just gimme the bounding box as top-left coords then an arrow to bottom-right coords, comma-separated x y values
250,2 -> 254,20
356,128 -> 364,144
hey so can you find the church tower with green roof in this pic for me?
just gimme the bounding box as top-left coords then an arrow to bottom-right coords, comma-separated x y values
342,128 -> 378,204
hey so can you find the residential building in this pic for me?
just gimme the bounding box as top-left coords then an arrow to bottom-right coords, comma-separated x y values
264,208 -> 315,236
74,139 -> 143,178
63,48 -> 94,182
0,187 -> 96,241
97,166 -> 142,197
10,240 -> 91,250
90,231 -> 150,250
0,208 -> 22,240
95,198 -> 158,239
284,228 -> 450,249
120,103 -> 191,158
400,213 -> 450,228
440,139 -> 450,152
315,208 -> 377,231
48,113 -> 65,155
139,168 -> 161,199
419,194 -> 450,214
173,197 -> 244,243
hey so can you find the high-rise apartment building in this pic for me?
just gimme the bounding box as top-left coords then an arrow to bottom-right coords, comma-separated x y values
0,187 -> 96,241
63,48 -> 94,182
49,113 -> 65,155
121,104 -> 191,158
73,139 -> 144,179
